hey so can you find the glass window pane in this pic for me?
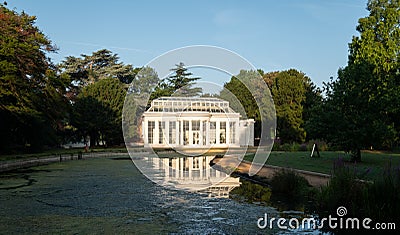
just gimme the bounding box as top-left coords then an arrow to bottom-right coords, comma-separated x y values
148,121 -> 155,144
210,122 -> 216,144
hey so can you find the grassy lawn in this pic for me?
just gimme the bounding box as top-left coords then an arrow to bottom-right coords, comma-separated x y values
244,151 -> 400,181
0,147 -> 128,162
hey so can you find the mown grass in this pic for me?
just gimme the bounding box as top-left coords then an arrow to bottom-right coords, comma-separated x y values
244,151 -> 400,181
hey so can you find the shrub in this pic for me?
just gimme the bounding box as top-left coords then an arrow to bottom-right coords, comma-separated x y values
230,180 -> 272,204
299,143 -> 308,151
270,169 -> 309,198
363,161 -> 400,221
279,142 -> 300,152
273,140 -> 328,152
306,139 -> 328,151
316,158 -> 400,228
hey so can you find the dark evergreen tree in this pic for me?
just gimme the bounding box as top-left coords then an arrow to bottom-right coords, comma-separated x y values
150,62 -> 202,100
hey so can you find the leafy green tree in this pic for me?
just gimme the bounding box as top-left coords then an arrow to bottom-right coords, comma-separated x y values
308,0 -> 399,161
222,70 -> 276,142
222,76 -> 258,117
222,73 -> 260,137
0,4 -> 68,152
271,69 -> 311,143
223,69 -> 320,144
123,66 -> 160,142
72,78 -> 126,147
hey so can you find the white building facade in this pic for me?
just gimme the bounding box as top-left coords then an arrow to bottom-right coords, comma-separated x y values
142,97 -> 254,148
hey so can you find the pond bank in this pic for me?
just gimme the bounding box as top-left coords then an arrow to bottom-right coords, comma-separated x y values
212,155 -> 330,187
0,152 -> 130,173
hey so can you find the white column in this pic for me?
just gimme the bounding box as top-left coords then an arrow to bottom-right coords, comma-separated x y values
206,121 -> 210,146
180,157 -> 184,178
154,121 -> 159,145
180,120 -> 183,146
226,120 -> 230,145
216,121 -> 220,145
206,156 -> 211,179
189,158 -> 193,179
165,121 -> 169,145
235,121 -> 240,145
143,120 -> 148,145
175,120 -> 179,146
189,120 -> 193,145
163,158 -> 169,178
199,156 -> 203,179
173,158 -> 178,179
199,120 -> 203,146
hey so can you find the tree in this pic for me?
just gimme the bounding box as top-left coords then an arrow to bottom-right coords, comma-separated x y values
308,0 -> 399,161
167,62 -> 201,96
123,66 -> 160,142
72,78 -> 126,147
271,69 -> 313,143
222,70 -> 276,142
222,73 -> 260,138
59,49 -> 137,89
150,62 -> 202,100
59,49 -> 140,146
0,4 -> 68,152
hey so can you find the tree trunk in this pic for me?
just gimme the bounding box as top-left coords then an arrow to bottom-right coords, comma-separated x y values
351,148 -> 361,162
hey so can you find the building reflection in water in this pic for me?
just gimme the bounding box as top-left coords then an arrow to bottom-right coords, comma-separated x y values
138,155 -> 241,198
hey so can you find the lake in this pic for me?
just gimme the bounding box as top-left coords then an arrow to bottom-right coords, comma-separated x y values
0,156 -> 318,234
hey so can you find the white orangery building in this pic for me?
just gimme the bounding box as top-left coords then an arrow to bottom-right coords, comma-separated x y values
142,97 -> 254,148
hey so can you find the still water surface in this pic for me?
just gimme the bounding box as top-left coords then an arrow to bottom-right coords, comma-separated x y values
0,156 -> 316,234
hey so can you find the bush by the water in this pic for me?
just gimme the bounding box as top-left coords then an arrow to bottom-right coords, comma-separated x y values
270,169 -> 310,198
230,180 -> 272,204
317,158 -> 400,226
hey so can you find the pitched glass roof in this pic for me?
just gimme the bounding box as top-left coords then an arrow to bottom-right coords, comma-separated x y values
147,97 -> 236,113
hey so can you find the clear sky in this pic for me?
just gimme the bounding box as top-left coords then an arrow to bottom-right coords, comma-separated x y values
7,0 -> 368,88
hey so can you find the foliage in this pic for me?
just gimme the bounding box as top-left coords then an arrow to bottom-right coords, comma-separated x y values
222,70 -> 276,141
317,158 -> 400,229
71,78 -> 126,147
0,4 -> 69,153
150,62 -> 201,100
223,69 -> 320,143
59,49 -> 137,93
270,169 -> 309,198
307,0 -> 400,161
271,69 -> 319,143
230,180 -> 272,204
365,161 -> 400,221
221,75 -> 257,120
271,140 -> 328,152
123,66 -> 160,142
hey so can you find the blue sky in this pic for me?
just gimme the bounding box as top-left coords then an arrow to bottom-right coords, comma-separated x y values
7,0 -> 368,88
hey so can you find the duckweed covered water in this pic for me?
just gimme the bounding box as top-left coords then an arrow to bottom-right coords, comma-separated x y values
0,156 -> 314,234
